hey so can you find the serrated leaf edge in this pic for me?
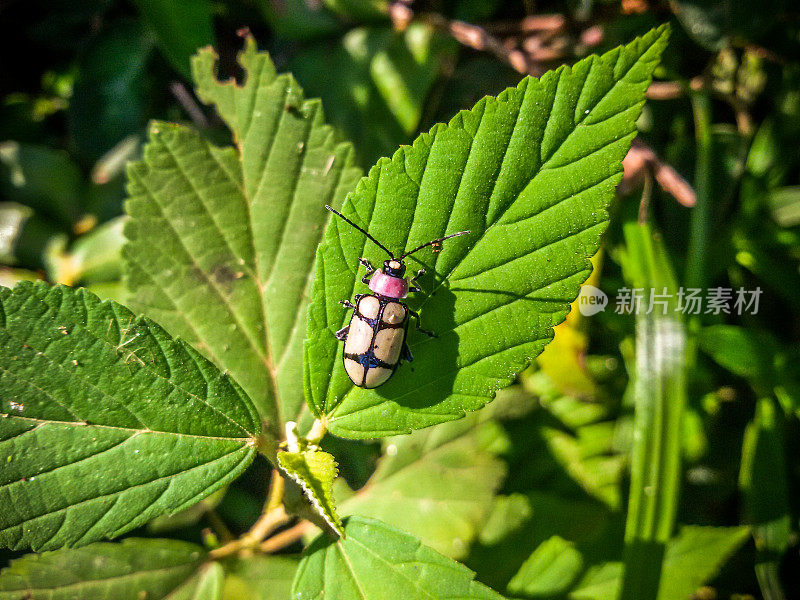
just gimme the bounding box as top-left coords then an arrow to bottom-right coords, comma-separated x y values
278,449 -> 344,537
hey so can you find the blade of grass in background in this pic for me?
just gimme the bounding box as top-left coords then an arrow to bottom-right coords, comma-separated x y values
618,223 -> 688,600
685,91 -> 713,291
740,397 -> 790,600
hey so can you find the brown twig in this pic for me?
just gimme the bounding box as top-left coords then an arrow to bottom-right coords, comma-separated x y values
622,138 -> 696,207
208,505 -> 291,558
638,168 -> 654,223
169,82 -> 209,128
482,14 -> 566,35
448,19 -> 537,73
646,76 -> 704,100
259,521 -> 314,553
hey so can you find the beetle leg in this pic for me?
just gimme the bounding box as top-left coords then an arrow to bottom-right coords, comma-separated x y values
408,268 -> 425,293
335,325 -> 349,341
339,299 -> 356,310
401,342 -> 413,362
407,308 -> 436,338
359,258 -> 375,284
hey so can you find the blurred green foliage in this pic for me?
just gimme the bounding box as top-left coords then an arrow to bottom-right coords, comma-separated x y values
1,1 -> 799,598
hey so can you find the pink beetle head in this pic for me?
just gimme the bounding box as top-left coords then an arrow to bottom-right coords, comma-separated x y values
369,260 -> 409,298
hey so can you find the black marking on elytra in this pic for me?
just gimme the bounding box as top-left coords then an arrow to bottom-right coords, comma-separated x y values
344,352 -> 392,369
340,294 -> 410,388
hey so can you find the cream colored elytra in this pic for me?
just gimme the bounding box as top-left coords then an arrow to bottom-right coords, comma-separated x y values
326,204 -> 470,389
342,297 -> 408,388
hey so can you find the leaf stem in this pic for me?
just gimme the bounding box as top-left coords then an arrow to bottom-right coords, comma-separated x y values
306,418 -> 327,445
265,469 -> 286,514
205,508 -> 234,543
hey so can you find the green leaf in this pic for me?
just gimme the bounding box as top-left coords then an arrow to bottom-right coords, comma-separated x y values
0,282 -> 259,551
133,0 -> 215,78
47,216 -> 127,287
291,23 -> 457,165
0,538 -> 209,599
123,38 -> 362,430
222,555 -> 299,600
656,526 -> 750,600
569,562 -> 621,600
767,185 -> 800,228
292,516 -> 503,599
0,142 -> 83,227
305,25 -> 670,439
699,325 -> 779,387
569,526 -> 750,600
512,374 -> 626,509
467,492 -> 609,592
507,535 -> 584,597
279,448 -> 344,536
338,415 -> 506,558
171,563 -> 224,600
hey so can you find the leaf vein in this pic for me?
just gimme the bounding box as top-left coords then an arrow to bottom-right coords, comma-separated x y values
136,174 -> 270,383
160,134 -> 257,283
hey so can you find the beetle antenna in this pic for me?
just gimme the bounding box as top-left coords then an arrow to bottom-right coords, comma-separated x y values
325,205 -> 395,258
400,231 -> 471,259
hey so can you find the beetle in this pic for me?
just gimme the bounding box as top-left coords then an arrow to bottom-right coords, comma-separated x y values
325,205 -> 470,389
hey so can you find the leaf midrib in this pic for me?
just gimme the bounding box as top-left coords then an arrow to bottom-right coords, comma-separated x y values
334,541 -> 370,600
1,298 -> 254,437
341,535 -> 444,600
232,82 -> 343,425
0,445 -> 252,534
235,83 -> 289,411
0,414 -> 253,442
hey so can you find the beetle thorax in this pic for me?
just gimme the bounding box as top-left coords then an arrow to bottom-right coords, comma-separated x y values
369,270 -> 409,298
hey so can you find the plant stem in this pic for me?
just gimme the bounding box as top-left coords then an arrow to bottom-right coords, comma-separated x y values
208,469 -> 290,559
685,91 -> 713,291
259,521 -> 314,553
306,418 -> 327,445
205,508 -> 234,543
